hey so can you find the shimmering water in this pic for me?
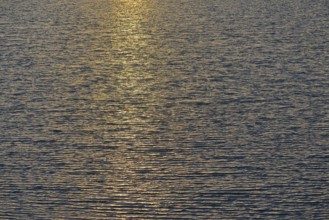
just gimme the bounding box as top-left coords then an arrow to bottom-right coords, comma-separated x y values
1,0 -> 328,219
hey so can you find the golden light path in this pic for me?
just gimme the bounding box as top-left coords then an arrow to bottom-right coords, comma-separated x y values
55,0 -> 176,214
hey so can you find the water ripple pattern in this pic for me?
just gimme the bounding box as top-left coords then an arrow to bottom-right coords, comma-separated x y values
0,0 -> 328,219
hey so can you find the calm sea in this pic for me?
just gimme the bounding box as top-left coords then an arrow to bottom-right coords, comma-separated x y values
1,0 -> 328,219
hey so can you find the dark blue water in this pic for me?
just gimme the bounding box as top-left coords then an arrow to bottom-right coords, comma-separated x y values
1,0 -> 328,219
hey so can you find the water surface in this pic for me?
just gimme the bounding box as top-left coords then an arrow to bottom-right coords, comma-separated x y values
0,0 -> 328,219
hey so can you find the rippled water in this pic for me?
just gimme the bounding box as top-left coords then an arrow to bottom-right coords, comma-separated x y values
1,0 -> 328,219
